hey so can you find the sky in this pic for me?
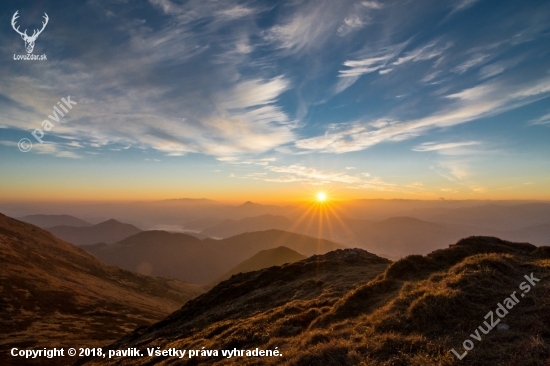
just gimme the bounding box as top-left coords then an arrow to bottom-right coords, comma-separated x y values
0,0 -> 549,203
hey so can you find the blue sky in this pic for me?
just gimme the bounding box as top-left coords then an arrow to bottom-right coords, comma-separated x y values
1,0 -> 549,202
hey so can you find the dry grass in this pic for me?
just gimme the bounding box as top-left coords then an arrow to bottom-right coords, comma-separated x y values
79,237 -> 550,366
0,214 -> 204,366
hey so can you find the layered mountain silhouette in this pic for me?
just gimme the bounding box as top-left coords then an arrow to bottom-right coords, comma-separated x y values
213,246 -> 306,284
0,213 -> 203,364
83,230 -> 344,284
46,219 -> 142,245
195,212 -> 550,257
18,214 -> 91,228
502,222 -> 550,246
407,202 -> 550,231
79,237 -> 550,366
350,216 -> 467,256
200,214 -> 292,238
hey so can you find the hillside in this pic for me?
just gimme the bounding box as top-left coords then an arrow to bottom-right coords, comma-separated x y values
213,246 -> 306,284
200,214 -> 292,238
17,214 -> 91,228
84,229 -> 344,284
46,219 -> 142,245
0,213 -> 204,365
79,237 -> 550,366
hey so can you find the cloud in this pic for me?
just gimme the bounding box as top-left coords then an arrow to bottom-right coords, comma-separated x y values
452,53 -> 492,73
0,140 -> 81,158
266,164 -> 363,184
337,14 -> 366,36
297,76 -> 550,153
264,1 -> 347,54
336,39 -> 451,93
0,0 -> 297,161
339,41 -> 409,78
335,41 -> 409,92
392,41 -> 451,66
361,1 -> 384,9
336,1 -> 383,36
530,112 -> 550,125
243,163 -> 402,191
216,5 -> 256,20
412,141 -> 481,155
220,76 -> 289,109
451,0 -> 482,13
433,160 -> 470,181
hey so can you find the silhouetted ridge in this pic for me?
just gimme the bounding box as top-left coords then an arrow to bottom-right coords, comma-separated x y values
80,236 -> 550,366
46,219 -> 142,245
83,229 -> 344,284
214,246 -> 306,284
17,214 -> 91,228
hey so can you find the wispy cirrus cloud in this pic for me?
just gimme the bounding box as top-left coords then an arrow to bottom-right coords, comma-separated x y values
335,41 -> 409,92
432,160 -> 470,181
298,75 -> 550,153
530,112 -> 550,125
412,141 -> 481,155
243,163 -> 405,191
452,0 -> 482,12
336,0 -> 384,36
0,0 -> 297,160
264,1 -> 348,54
452,53 -> 492,73
392,40 -> 451,66
0,140 -> 82,158
336,39 -> 451,93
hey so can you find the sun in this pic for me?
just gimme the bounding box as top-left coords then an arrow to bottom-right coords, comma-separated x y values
316,192 -> 327,202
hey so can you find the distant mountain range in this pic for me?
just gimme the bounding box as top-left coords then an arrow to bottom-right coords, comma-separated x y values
18,214 -> 91,228
200,214 -> 292,238
403,202 -> 550,231
46,219 -> 143,245
197,213 -> 550,255
21,207 -> 550,260
0,213 -> 204,361
7,200 -> 550,235
78,237 -> 550,366
83,229 -> 344,284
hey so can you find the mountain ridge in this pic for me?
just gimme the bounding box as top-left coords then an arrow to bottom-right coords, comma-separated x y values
0,213 -> 204,365
46,219 -> 142,245
79,236 -> 550,366
84,229 -> 345,284
17,214 -> 91,228
212,246 -> 306,284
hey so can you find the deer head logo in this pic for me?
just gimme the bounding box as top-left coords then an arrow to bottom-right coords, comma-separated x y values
11,11 -> 49,54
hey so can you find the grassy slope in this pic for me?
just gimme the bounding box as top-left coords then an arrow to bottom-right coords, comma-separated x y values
212,246 -> 307,284
0,213 -> 204,365
80,237 -> 550,366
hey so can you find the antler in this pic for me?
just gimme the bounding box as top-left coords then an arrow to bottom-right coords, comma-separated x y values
11,11 -> 28,38
29,13 -> 49,40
